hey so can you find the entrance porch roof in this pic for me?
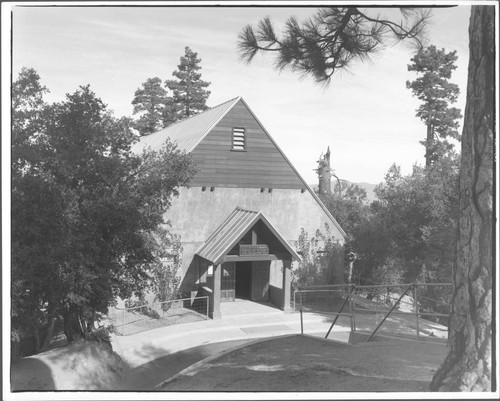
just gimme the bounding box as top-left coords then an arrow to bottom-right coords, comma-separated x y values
195,207 -> 301,265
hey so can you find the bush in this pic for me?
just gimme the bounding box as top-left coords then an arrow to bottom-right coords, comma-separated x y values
293,225 -> 344,288
86,326 -> 113,346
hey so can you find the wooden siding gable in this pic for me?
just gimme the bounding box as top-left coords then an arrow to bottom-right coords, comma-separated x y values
189,98 -> 305,189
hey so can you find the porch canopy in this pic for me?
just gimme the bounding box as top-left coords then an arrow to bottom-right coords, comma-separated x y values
196,207 -> 301,264
196,207 -> 300,318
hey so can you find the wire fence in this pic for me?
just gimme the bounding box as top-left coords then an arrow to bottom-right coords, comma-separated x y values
109,296 -> 209,336
293,283 -> 452,342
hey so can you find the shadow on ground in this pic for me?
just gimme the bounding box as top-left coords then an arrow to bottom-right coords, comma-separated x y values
119,339 -> 253,390
159,335 -> 445,392
11,358 -> 55,391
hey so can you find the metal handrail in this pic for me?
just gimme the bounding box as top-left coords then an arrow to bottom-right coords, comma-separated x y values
295,282 -> 452,341
114,296 -> 209,312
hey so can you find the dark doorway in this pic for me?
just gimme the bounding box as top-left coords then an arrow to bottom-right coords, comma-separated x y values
235,261 -> 252,299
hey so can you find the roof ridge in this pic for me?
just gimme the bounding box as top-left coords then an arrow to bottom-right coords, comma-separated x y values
234,206 -> 258,213
141,96 -> 241,137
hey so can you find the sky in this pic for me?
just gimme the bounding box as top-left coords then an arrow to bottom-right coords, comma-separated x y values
8,1 -> 472,185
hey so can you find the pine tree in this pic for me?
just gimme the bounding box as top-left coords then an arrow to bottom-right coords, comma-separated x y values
430,6 -> 493,391
406,45 -> 463,166
238,8 -> 431,84
131,77 -> 168,136
164,47 -> 211,124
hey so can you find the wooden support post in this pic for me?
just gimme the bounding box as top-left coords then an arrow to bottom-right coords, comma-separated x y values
282,260 -> 292,313
213,263 -> 221,319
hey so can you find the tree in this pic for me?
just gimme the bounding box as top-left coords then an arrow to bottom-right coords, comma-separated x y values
320,181 -> 369,237
11,67 -> 56,355
238,7 -> 431,84
12,67 -> 50,171
430,6 -> 494,391
406,45 -> 463,166
365,157 -> 460,314
12,71 -> 197,354
131,77 -> 168,136
164,46 -> 211,124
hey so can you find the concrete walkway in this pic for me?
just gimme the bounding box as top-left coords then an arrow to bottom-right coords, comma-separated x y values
110,300 -> 447,390
111,304 -> 340,369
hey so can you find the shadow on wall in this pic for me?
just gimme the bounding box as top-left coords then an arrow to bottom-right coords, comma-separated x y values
269,285 -> 283,309
178,256 -> 201,296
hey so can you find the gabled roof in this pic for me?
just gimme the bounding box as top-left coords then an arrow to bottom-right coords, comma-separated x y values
131,96 -> 241,154
132,96 -> 347,239
196,207 -> 301,265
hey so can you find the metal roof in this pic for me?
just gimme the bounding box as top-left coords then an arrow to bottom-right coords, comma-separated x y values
196,207 -> 301,265
131,97 -> 241,154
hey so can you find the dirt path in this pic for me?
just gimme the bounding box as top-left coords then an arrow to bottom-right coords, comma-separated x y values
159,335 -> 447,392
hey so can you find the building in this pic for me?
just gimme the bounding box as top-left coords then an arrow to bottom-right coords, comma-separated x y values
132,97 -> 346,318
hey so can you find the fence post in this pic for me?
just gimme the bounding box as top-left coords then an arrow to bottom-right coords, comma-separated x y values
414,284 -> 420,340
351,284 -> 356,332
300,308 -> 303,334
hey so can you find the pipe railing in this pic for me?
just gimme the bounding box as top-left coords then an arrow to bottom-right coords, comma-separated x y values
293,282 -> 452,342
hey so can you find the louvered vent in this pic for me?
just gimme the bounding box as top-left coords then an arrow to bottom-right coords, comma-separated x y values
232,127 -> 246,151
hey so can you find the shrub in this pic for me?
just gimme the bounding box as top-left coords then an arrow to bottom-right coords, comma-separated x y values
86,326 -> 113,346
293,225 -> 344,288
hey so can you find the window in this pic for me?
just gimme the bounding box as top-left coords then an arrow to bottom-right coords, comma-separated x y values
232,127 -> 246,151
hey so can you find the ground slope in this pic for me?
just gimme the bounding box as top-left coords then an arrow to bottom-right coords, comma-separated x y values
160,335 -> 447,392
10,341 -> 126,391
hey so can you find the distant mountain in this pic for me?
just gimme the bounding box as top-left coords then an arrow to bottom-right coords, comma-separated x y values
309,181 -> 379,203
355,182 -> 377,202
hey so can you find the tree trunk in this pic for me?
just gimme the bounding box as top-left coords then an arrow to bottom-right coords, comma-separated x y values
430,6 -> 494,391
40,302 -> 58,351
425,117 -> 433,167
40,315 -> 57,352
32,324 -> 40,354
63,305 -> 84,343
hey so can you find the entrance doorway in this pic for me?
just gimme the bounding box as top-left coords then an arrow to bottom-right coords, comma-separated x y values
235,261 -> 252,299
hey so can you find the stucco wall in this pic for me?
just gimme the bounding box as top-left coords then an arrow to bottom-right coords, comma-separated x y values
167,186 -> 345,290
167,186 -> 344,243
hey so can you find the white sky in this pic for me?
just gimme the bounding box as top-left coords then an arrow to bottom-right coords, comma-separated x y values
8,1 -> 471,185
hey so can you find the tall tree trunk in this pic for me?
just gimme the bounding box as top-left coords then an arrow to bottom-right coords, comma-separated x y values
430,6 -> 494,391
425,117 -> 433,167
63,304 -> 84,343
